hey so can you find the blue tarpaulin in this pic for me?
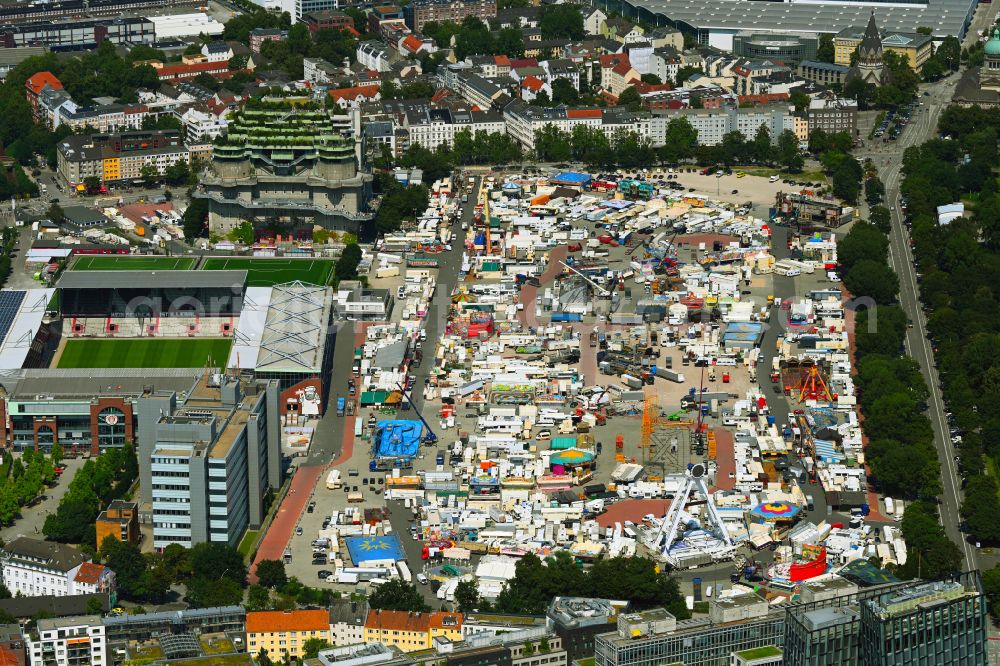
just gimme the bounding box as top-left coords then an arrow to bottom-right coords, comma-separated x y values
346,535 -> 405,564
551,171 -> 592,187
375,420 -> 422,458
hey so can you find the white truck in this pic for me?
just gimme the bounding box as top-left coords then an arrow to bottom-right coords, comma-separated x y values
884,497 -> 895,517
396,560 -> 412,583
326,469 -> 342,489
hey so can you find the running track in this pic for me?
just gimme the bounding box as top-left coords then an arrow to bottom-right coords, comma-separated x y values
249,327 -> 365,582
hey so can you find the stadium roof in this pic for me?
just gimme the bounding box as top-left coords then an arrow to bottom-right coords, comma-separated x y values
0,289 -> 53,371
228,282 -> 332,374
622,0 -> 975,39
57,270 -> 247,290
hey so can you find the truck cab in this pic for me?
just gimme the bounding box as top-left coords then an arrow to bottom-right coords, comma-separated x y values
336,397 -> 346,417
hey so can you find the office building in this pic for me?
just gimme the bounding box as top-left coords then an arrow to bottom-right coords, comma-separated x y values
859,574 -> 987,666
95,501 -> 140,547
807,97 -> 857,136
246,610 -> 332,661
137,373 -> 283,549
547,597 -> 627,663
797,61 -> 849,87
732,32 -> 819,64
0,17 -> 154,49
196,99 -> 375,235
835,19 -> 933,70
0,538 -> 114,599
302,11 -> 356,35
784,606 -> 860,666
404,0 -> 497,33
26,616 -> 107,666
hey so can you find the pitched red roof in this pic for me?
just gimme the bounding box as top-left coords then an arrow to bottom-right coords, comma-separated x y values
25,71 -> 62,95
566,108 -> 602,119
611,61 -> 634,76
155,60 -> 230,78
73,562 -> 106,585
598,53 -> 629,68
509,58 -> 537,69
521,75 -> 544,92
494,55 -> 511,67
329,84 -> 381,101
247,610 -> 329,634
401,34 -> 423,53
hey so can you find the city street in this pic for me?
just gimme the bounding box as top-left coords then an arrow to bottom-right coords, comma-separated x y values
856,71 -> 980,571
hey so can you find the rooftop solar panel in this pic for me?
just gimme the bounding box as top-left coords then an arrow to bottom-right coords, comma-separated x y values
0,291 -> 25,347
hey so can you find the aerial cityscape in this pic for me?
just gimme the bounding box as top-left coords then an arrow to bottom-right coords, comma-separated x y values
0,0 -> 995,663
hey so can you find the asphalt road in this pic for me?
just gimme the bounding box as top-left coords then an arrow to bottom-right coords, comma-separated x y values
856,72 -> 979,570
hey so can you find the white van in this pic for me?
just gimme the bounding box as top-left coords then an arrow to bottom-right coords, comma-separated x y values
769,175 -> 779,183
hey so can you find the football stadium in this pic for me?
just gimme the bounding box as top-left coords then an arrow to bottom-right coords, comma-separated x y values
71,256 -> 198,271
49,268 -> 335,396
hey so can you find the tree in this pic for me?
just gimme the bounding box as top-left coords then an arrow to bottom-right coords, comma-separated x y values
674,66 -> 701,87
534,125 -> 571,162
303,638 -> 331,658
46,203 -> 64,224
640,73 -> 661,85
139,164 -> 159,182
752,125 -> 772,164
937,35 -> 961,71
86,596 -> 104,615
617,86 -> 642,111
659,117 -> 698,163
182,198 -> 208,240
227,220 -> 255,245
186,576 -> 243,608
789,91 -> 810,115
334,243 -> 362,284
984,565 -> 1000,619
368,579 -> 431,612
49,442 -> 62,465
869,205 -> 891,233
83,176 -> 101,192
551,78 -> 579,106
256,647 -> 273,666
844,259 -> 899,304
961,475 -> 1000,543
100,536 -> 147,600
187,542 -> 247,585
817,34 -> 835,63
256,559 -> 288,589
246,584 -> 272,611
777,130 -> 803,172
832,155 -> 863,204
454,578 -> 480,612
538,5 -> 583,40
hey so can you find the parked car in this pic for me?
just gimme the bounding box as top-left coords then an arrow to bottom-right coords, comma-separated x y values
295,526 -> 303,535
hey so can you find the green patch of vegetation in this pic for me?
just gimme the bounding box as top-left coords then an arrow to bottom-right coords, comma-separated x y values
238,530 -> 259,558
71,256 -> 197,271
737,646 -> 782,660
201,257 -> 333,287
58,339 -> 232,369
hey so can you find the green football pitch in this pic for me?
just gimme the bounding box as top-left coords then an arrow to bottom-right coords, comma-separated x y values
200,257 -> 334,287
57,338 -> 232,369
71,256 -> 197,271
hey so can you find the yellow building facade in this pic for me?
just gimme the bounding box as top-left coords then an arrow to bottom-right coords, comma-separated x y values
363,610 -> 463,652
246,610 -> 331,661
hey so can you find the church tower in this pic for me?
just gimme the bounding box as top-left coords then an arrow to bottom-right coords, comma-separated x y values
847,11 -> 887,86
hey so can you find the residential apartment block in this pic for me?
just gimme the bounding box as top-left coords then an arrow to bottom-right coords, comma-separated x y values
364,610 -> 463,652
403,0 -> 497,33
405,105 -> 505,151
137,373 -> 283,550
56,130 -> 190,189
246,610 -> 332,661
0,538 -> 114,599
27,616 -> 107,666
807,97 -> 858,137
657,105 -> 796,146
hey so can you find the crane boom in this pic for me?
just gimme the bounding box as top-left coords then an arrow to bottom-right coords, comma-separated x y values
559,261 -> 611,296
396,383 -> 438,444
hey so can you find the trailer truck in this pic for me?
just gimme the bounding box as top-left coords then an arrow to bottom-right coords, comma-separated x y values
654,367 -> 685,383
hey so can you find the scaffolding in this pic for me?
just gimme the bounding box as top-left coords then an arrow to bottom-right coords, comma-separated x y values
641,394 -> 694,476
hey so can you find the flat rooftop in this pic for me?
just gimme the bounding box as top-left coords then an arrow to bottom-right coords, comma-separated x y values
56,270 -> 247,290
622,0 -> 975,39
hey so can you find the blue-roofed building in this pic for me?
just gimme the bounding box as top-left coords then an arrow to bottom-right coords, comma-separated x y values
551,171 -> 592,188
722,321 -> 763,350
345,535 -> 405,566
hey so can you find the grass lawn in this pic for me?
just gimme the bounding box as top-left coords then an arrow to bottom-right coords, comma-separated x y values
740,165 -> 827,183
58,338 -> 232,369
737,646 -> 782,660
200,634 -> 235,655
238,530 -> 259,558
71,255 -> 197,271
201,257 -> 334,287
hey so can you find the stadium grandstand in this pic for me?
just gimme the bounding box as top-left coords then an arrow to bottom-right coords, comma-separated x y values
56,270 -> 246,338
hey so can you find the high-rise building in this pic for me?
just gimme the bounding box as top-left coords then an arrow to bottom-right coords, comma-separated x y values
196,98 -> 375,235
859,573 -> 988,666
137,373 -> 283,550
784,606 -> 860,666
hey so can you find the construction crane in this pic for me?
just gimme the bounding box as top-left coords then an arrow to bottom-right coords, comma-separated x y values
396,382 -> 438,444
559,261 -> 611,297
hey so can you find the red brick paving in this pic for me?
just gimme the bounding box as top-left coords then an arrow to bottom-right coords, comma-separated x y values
712,428 -> 736,492
249,324 -> 370,582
